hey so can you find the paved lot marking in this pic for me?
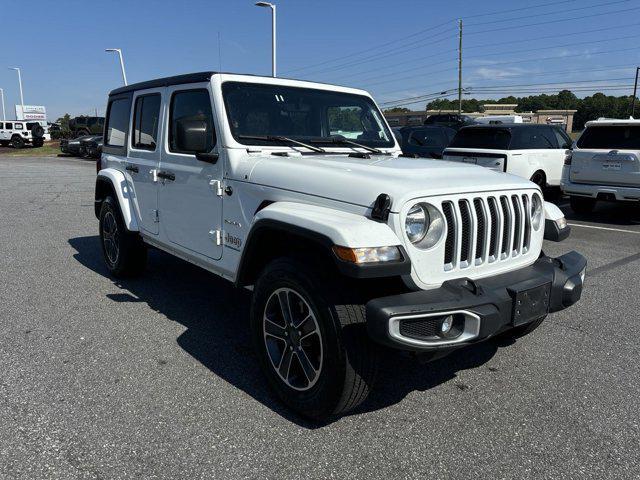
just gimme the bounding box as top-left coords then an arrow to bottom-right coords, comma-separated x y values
567,223 -> 640,235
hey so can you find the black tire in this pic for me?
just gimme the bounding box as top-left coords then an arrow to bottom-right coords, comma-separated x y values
75,129 -> 89,138
11,135 -> 25,149
99,196 -> 147,277
507,315 -> 546,339
570,196 -> 596,214
251,257 -> 378,421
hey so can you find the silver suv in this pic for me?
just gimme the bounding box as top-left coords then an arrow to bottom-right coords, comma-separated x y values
562,118 -> 640,213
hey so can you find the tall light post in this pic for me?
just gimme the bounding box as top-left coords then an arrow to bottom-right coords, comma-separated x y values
8,67 -> 24,119
632,66 -> 639,118
0,88 -> 5,121
255,2 -> 276,77
105,48 -> 128,85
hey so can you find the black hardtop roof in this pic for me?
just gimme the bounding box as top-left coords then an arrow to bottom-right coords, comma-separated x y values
460,123 -> 554,131
109,71 -> 217,96
108,71 -> 362,97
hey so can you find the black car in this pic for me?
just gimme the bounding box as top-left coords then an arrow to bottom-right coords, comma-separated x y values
85,136 -> 103,158
397,125 -> 456,159
424,113 -> 477,130
79,135 -> 102,157
60,135 -> 95,156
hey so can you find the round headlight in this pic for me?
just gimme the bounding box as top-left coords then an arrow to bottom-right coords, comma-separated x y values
405,204 -> 428,243
405,203 -> 445,249
531,193 -> 543,230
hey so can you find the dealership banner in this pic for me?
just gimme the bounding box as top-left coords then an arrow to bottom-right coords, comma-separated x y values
15,105 -> 47,121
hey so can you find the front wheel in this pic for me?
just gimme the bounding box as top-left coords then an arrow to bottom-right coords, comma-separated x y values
11,136 -> 25,149
570,196 -> 596,214
251,257 -> 378,421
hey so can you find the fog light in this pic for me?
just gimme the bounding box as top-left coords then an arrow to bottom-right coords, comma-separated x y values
440,315 -> 453,334
556,216 -> 567,230
438,313 -> 465,339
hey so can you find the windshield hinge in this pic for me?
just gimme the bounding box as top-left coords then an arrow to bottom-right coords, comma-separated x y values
209,179 -> 224,196
209,229 -> 223,245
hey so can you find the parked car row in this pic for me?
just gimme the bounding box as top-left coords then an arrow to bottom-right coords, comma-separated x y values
60,134 -> 103,158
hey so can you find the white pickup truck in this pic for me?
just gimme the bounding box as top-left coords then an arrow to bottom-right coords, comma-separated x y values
562,118 -> 640,213
94,72 -> 586,420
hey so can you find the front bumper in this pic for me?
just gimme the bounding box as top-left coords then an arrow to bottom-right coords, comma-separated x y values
562,180 -> 640,201
366,251 -> 586,352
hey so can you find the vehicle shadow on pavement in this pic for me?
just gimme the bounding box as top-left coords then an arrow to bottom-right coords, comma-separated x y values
560,200 -> 640,227
69,235 -> 502,428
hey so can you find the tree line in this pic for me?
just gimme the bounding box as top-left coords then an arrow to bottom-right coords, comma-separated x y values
384,90 -> 637,131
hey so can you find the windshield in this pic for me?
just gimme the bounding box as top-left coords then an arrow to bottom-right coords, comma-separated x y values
449,128 -> 512,150
222,82 -> 395,149
577,125 -> 640,150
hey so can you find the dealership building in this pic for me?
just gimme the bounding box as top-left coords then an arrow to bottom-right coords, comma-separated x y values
385,104 -> 576,132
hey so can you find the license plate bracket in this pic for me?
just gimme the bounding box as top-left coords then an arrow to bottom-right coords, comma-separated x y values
509,282 -> 551,327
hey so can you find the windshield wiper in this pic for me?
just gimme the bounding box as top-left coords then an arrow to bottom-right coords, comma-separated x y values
310,136 -> 384,154
237,135 -> 326,153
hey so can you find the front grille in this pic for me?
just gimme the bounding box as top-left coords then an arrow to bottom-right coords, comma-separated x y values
442,193 -> 534,270
399,318 -> 441,340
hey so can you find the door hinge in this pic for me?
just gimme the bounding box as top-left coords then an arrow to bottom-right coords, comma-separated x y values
209,229 -> 222,245
209,179 -> 224,196
152,209 -> 159,223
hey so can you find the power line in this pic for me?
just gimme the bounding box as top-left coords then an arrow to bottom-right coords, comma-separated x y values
283,19 -> 455,74
466,4 -> 640,36
461,0 -> 580,19
464,0 -> 630,27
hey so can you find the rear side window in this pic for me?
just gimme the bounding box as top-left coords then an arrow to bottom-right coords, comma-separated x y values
552,127 -> 572,149
510,127 -> 556,149
15,123 -> 23,130
450,128 -> 511,150
169,89 -> 216,154
132,94 -> 161,151
105,98 -> 131,147
406,128 -> 447,148
577,126 -> 640,150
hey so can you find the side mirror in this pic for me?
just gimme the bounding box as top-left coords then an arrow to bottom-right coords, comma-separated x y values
176,117 -> 211,153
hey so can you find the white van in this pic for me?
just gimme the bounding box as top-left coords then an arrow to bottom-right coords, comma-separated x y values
562,118 -> 640,213
442,124 -> 573,192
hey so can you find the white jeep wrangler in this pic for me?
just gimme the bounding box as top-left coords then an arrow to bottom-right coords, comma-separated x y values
0,120 -> 46,148
94,72 -> 586,420
562,118 -> 640,213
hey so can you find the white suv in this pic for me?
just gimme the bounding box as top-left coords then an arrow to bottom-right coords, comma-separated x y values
442,124 -> 573,194
94,72 -> 586,420
0,120 -> 46,148
562,118 -> 640,213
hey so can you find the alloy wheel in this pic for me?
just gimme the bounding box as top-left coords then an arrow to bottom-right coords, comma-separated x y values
102,211 -> 120,265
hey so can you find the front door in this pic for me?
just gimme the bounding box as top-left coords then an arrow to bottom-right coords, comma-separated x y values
158,84 -> 223,260
125,89 -> 164,235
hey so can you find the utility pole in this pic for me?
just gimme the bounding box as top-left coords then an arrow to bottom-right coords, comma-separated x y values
458,19 -> 463,115
632,66 -> 639,118
0,88 -> 5,121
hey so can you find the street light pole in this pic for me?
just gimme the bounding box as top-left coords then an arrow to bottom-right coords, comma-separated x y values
8,67 -> 24,119
105,48 -> 128,86
255,2 -> 277,77
0,88 -> 5,121
632,66 -> 639,118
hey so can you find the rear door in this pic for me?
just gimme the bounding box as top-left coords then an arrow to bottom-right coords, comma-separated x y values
126,88 -> 164,235
157,84 -> 223,260
0,123 -> 5,141
570,125 -> 640,186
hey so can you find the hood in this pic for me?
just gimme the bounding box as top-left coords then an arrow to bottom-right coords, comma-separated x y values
241,153 -> 537,211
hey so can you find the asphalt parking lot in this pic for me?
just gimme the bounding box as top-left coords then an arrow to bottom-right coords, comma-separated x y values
1,155 -> 639,479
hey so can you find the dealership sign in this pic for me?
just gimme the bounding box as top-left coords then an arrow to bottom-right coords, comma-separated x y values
15,105 -> 47,121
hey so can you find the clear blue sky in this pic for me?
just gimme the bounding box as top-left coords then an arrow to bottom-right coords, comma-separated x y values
1,0 -> 639,120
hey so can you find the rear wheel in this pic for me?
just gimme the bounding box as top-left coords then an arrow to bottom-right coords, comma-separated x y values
251,257 -> 378,421
11,135 -> 25,149
99,196 -> 147,277
569,196 -> 596,214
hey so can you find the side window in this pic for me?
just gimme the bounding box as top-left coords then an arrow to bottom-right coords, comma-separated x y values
15,123 -> 23,130
169,89 -> 216,154
0,123 -> 3,129
512,127 -> 554,149
552,127 -> 572,149
5,123 -> 12,130
132,94 -> 161,151
105,98 -> 131,147
88,118 -> 97,127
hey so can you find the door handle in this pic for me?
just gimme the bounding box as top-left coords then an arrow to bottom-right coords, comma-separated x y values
125,164 -> 139,174
157,171 -> 175,181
